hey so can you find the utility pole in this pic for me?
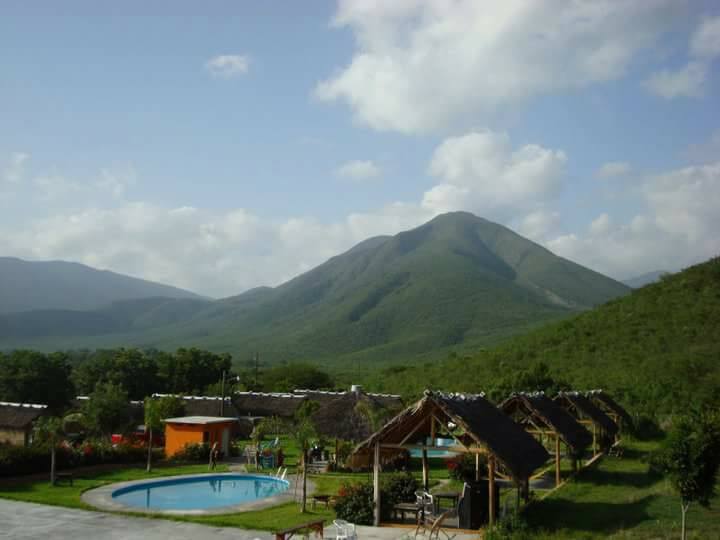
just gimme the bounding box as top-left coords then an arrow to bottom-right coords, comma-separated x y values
220,370 -> 226,416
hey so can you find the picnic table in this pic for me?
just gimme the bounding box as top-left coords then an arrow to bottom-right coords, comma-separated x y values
54,472 -> 74,486
274,519 -> 324,540
311,494 -> 333,509
392,501 -> 419,522
432,491 -> 460,512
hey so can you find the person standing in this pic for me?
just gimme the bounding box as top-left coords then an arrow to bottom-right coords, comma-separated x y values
209,442 -> 219,470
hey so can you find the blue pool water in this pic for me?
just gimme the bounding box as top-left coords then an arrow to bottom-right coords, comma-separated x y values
410,437 -> 460,458
112,474 -> 289,511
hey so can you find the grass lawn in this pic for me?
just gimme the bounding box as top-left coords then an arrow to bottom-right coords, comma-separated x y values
524,440 -> 720,539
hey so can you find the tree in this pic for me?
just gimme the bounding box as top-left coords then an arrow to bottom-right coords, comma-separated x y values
143,394 -> 185,472
261,363 -> 333,392
654,409 -> 720,540
83,382 -> 132,439
290,415 -> 317,513
34,416 -> 65,485
0,350 -> 74,412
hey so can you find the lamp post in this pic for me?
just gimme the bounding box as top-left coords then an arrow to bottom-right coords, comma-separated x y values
220,371 -> 241,416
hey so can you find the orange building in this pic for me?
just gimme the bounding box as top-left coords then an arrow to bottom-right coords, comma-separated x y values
163,416 -> 236,457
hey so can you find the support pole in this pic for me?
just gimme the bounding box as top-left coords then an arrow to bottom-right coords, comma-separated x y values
422,448 -> 429,490
373,442 -> 381,527
592,424 -> 597,456
555,435 -> 561,487
475,453 -> 480,482
488,455 -> 496,528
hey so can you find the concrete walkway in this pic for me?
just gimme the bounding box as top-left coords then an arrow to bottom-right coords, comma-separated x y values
0,499 -> 480,540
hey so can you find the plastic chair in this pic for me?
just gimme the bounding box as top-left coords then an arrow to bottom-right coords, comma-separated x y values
333,519 -> 357,540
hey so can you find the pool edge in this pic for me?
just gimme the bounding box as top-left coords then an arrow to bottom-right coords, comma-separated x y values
82,472 -> 311,516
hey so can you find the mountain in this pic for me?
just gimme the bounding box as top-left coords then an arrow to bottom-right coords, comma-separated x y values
622,270 -> 670,288
362,257 -> 720,414
0,212 -> 629,364
0,257 -> 204,314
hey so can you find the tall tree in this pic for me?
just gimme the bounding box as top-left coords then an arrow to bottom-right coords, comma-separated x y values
291,404 -> 318,513
654,409 -> 720,540
0,350 -> 74,412
83,382 -> 132,439
34,416 -> 65,485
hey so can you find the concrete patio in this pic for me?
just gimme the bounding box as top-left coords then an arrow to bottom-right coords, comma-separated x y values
0,499 -> 481,540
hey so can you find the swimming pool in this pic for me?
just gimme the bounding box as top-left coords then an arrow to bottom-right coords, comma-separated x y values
110,474 -> 289,511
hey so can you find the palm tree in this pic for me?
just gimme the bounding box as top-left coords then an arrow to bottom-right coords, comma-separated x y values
34,416 -> 65,485
144,398 -> 161,473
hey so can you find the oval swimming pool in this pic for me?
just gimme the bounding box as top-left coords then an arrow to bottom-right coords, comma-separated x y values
111,474 -> 289,511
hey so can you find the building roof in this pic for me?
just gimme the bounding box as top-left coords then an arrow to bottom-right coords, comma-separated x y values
499,393 -> 593,452
232,392 -> 307,418
0,401 -> 47,429
554,392 -> 618,436
356,390 -> 549,480
151,394 -> 239,418
311,391 -> 403,442
586,390 -> 633,426
163,416 -> 237,425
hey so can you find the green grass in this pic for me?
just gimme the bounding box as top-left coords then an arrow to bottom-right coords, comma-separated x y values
525,440 -> 720,539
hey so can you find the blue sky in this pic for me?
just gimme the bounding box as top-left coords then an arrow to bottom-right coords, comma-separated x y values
1,1 -> 719,297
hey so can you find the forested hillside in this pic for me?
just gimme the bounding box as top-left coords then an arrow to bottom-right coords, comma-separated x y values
358,257 -> 720,417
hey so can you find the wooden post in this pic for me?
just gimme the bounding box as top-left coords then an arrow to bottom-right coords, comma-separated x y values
555,434 -> 561,487
422,448 -> 429,490
592,423 -> 597,456
373,442 -> 381,526
475,453 -> 480,482
488,455 -> 496,527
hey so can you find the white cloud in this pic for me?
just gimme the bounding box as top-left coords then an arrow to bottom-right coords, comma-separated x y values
643,61 -> 707,98
423,130 -> 566,218
596,161 -> 632,178
645,15 -> 720,100
547,162 -> 720,278
517,210 -> 561,242
205,55 -> 250,78
690,15 -> 720,59
316,0 -> 680,133
2,152 -> 29,184
335,160 -> 381,180
685,130 -> 720,164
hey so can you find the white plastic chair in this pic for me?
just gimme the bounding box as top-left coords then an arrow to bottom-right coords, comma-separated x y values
334,519 -> 357,540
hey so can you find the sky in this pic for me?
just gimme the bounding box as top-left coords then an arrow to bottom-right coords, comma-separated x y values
1,0 -> 719,298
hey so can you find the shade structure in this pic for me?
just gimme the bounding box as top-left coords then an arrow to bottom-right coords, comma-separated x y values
311,391 -> 401,442
553,392 -> 618,437
586,390 -> 633,429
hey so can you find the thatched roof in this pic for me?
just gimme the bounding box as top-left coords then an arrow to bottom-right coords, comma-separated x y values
295,389 -> 402,410
499,393 -> 593,452
554,392 -> 618,436
232,392 -> 306,418
311,392 -> 400,442
587,390 -> 633,426
151,394 -> 239,419
356,390 -> 549,480
0,401 -> 47,429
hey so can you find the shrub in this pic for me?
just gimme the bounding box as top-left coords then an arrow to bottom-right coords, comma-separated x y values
335,482 -> 374,525
484,511 -> 532,540
171,442 -> 210,462
381,473 -> 419,519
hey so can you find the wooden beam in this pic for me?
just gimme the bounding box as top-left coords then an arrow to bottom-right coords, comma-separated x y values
475,453 -> 480,482
592,423 -> 597,456
488,455 -> 496,527
555,435 -> 561,487
422,448 -> 429,490
379,443 -> 487,453
373,442 -> 380,527
398,416 -> 427,446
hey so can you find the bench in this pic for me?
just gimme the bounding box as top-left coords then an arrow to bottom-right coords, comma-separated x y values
274,519 -> 324,540
311,494 -> 333,509
54,472 -> 74,486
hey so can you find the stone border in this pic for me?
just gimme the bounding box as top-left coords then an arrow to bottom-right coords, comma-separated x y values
82,472 -> 314,516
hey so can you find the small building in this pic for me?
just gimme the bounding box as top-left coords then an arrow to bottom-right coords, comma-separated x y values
233,391 -> 307,420
152,394 -> 253,439
0,401 -> 47,446
164,416 -> 236,457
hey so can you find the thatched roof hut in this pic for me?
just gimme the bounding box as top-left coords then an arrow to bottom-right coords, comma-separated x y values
357,390 -> 549,480
554,391 -> 618,444
355,390 -> 549,527
499,392 -> 592,453
295,387 -> 402,410
586,390 -> 632,429
0,401 -> 47,446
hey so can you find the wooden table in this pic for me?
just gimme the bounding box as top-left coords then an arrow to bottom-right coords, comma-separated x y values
432,491 -> 460,513
311,494 -> 332,509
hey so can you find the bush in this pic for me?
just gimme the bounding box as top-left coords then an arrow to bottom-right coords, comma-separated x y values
335,482 -> 374,525
630,415 -> 664,440
334,474 -> 420,524
446,453 -> 485,482
171,442 -> 210,462
484,511 -> 532,540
